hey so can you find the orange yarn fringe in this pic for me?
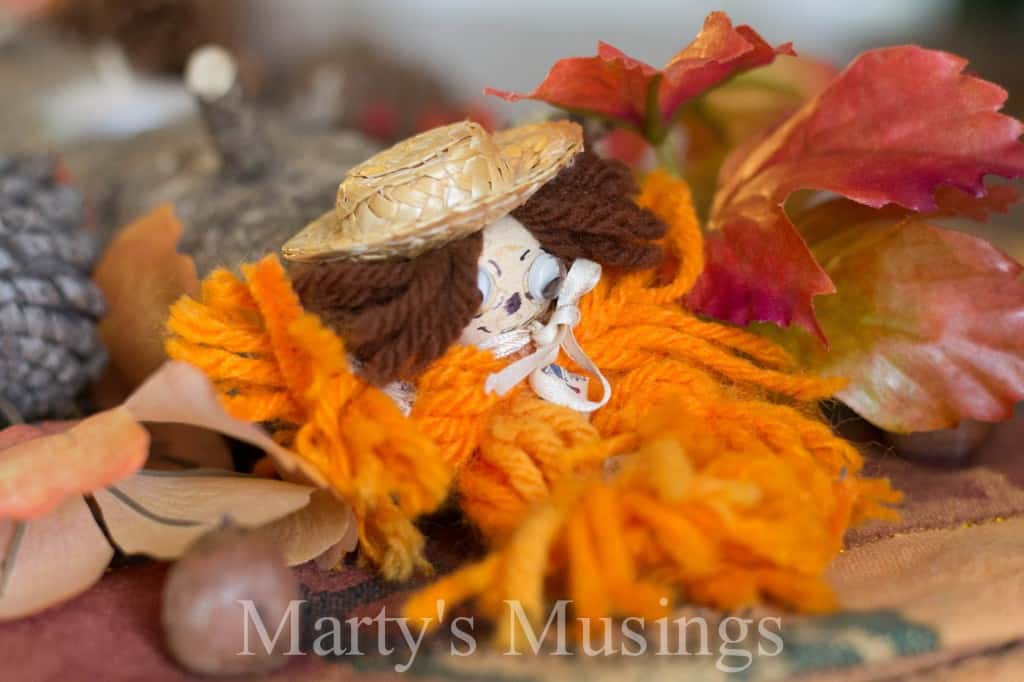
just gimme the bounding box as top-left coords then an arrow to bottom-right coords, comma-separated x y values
164,169 -> 899,632
165,257 -> 450,580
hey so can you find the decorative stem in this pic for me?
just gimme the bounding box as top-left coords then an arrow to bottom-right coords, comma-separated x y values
654,136 -> 681,176
185,45 -> 272,181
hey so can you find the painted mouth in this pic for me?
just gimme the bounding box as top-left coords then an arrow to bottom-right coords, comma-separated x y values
504,292 -> 522,314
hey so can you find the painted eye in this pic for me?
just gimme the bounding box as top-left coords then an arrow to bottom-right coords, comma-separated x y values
527,252 -> 565,301
476,267 -> 494,305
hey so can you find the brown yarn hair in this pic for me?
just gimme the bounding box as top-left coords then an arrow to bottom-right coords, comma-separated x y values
290,151 -> 665,385
290,232 -> 483,385
512,151 -> 666,270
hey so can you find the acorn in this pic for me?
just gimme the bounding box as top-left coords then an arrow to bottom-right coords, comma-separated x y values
886,420 -> 995,461
162,525 -> 300,675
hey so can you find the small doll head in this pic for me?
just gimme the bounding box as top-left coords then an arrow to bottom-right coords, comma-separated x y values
460,215 -> 557,347
283,121 -> 666,385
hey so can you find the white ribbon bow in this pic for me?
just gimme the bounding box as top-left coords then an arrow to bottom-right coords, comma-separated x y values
484,258 -> 611,413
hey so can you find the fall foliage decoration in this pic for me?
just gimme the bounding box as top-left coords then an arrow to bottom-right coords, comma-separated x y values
6,8 -> 1024,664
489,12 -> 1024,433
486,12 -> 791,155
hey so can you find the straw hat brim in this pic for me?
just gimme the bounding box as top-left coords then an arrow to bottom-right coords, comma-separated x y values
281,121 -> 583,262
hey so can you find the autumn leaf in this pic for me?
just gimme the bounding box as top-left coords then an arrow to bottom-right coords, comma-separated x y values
125,361 -> 329,488
0,408 -> 149,519
0,361 -> 357,621
690,46 -> 1024,338
698,54 -> 838,149
92,469 -> 316,560
0,496 -> 113,621
0,419 -> 125,621
682,55 -> 837,214
258,489 -> 357,567
485,11 -> 791,140
93,204 -> 199,396
773,199 -> 1024,432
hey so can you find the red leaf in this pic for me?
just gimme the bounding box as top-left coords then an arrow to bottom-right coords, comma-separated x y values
693,45 -> 1024,337
485,12 -> 791,132
658,13 -> 793,122
595,127 -> 658,170
689,209 -> 834,337
931,183 -> 1020,221
783,201 -> 1024,432
487,42 -> 657,128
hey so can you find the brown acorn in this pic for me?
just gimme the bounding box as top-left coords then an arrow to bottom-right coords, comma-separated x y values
886,420 -> 995,461
161,525 -> 300,675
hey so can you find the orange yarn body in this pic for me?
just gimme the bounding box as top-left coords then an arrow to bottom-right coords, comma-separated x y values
165,171 -> 898,632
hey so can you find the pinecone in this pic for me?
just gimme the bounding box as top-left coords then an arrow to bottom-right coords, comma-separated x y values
0,158 -> 107,422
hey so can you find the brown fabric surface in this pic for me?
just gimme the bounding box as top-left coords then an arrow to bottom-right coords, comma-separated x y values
2,418 -> 1022,680
0,561 -> 421,682
846,417 -> 1024,546
831,517 -> 1024,651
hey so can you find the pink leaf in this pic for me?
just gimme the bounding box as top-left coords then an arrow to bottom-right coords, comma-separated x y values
0,496 -> 113,621
92,470 -> 317,561
0,408 -> 149,519
124,361 -> 329,488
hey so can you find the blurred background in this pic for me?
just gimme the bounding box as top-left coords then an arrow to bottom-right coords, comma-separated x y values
1,0 -> 1021,251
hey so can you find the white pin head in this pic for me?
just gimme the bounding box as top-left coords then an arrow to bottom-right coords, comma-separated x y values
185,45 -> 237,101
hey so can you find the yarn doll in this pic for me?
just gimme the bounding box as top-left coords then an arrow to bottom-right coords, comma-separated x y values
283,120 -> 662,414
166,119 -> 896,625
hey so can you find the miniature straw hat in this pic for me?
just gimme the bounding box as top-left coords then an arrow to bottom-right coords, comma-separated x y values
281,120 -> 583,262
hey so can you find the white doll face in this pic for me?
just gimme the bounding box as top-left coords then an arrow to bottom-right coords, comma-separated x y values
459,215 -> 566,347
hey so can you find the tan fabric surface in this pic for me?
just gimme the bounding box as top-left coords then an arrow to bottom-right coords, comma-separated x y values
833,518 -> 1024,651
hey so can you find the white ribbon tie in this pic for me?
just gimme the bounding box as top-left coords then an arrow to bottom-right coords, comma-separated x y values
484,258 -> 611,413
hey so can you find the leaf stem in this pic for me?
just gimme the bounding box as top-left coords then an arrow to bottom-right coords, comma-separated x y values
655,138 -> 681,176
643,75 -> 666,145
0,398 -> 23,427
0,522 -> 26,598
